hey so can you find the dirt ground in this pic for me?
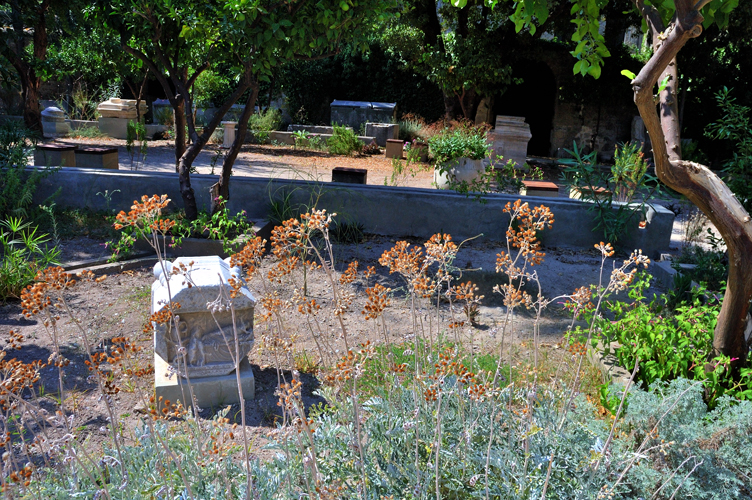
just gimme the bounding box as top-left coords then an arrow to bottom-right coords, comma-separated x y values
0,225 -> 671,459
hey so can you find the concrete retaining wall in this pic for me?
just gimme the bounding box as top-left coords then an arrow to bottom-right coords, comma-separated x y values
31,167 -> 674,257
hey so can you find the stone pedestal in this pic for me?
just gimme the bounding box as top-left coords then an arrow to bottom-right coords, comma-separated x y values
97,99 -> 148,139
365,123 -> 399,147
487,115 -> 532,169
41,107 -> 71,139
75,147 -> 119,169
222,121 -> 237,148
151,256 -> 256,407
385,139 -> 403,159
34,144 -> 77,167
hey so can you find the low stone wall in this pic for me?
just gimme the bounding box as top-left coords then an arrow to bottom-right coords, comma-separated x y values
31,167 -> 675,258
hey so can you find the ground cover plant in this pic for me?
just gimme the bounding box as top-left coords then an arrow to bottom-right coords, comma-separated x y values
2,194 -> 752,498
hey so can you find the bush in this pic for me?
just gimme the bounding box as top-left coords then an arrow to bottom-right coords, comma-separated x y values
0,217 -> 60,300
327,124 -> 363,156
398,113 -> 426,141
576,272 -> 752,407
705,87 -> 752,213
192,70 -> 234,108
560,142 -> 663,244
248,108 -> 281,144
427,123 -> 488,165
0,121 -> 55,220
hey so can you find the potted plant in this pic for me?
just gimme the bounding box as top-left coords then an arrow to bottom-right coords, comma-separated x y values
429,126 -> 489,189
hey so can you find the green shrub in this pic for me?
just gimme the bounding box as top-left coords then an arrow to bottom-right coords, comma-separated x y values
705,87 -> 752,212
560,142 -> 662,244
427,125 -> 488,165
673,244 -> 728,292
192,70 -> 234,108
0,122 -> 58,220
108,201 -> 255,260
398,113 -> 425,142
69,125 -> 105,138
249,108 -> 281,144
0,217 -> 60,300
327,124 -> 363,156
577,272 -> 752,406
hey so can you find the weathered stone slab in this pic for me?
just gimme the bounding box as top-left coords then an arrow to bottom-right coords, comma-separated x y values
75,147 -> 119,170
97,98 -> 147,119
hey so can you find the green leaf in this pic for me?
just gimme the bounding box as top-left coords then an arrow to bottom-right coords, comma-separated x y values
621,69 -> 636,80
587,63 -> 601,79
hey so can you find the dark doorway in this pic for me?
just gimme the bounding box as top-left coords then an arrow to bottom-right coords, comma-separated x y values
494,62 -> 557,157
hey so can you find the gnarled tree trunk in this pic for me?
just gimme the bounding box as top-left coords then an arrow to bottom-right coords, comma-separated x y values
632,0 -> 752,364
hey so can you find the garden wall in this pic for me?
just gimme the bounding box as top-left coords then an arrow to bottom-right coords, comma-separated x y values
31,167 -> 675,258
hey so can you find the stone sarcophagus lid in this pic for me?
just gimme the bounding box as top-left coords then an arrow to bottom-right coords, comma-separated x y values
97,98 -> 148,119
151,256 -> 256,379
486,115 -> 532,169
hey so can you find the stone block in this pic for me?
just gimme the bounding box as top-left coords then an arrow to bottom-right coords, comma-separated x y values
434,158 -> 485,189
75,147 -> 119,170
98,117 -> 130,140
34,144 -> 77,167
41,108 -> 71,138
520,180 -> 559,198
154,352 -> 255,409
332,167 -> 367,184
151,256 -> 257,410
365,123 -> 399,147
385,139 -> 403,159
569,186 -> 612,201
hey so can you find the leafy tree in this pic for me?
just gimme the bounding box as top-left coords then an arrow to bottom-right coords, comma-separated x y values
104,0 -> 395,220
382,0 -> 515,120
0,0 -> 74,132
451,0 -> 750,364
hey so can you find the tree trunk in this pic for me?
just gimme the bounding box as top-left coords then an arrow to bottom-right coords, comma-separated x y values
632,0 -> 752,364
213,85 -> 260,214
174,99 -> 187,169
22,75 -> 42,133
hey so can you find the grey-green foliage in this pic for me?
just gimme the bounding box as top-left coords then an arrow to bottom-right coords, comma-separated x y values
23,379 -> 752,499
620,379 -> 752,499
25,418 -> 286,500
